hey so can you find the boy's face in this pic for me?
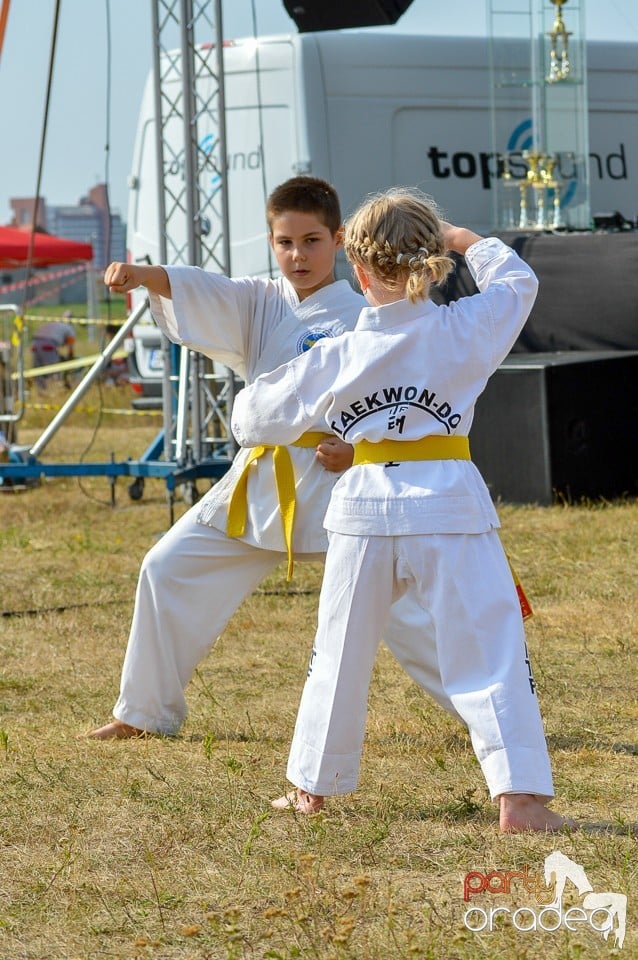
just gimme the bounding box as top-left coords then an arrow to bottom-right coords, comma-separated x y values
269,210 -> 343,301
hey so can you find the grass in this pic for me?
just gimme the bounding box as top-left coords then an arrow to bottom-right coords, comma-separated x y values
0,394 -> 636,958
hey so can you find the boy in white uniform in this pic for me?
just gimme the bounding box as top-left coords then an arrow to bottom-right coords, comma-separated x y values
231,188 -> 576,833
88,177 -> 449,740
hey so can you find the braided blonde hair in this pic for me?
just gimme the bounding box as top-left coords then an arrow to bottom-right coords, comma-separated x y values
344,188 -> 454,303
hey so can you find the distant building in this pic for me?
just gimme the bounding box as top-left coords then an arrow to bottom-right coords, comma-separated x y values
4,185 -> 126,306
9,184 -> 126,269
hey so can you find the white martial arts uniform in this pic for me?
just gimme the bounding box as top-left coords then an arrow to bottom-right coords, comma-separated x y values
111,268 -> 445,734
231,237 -> 554,801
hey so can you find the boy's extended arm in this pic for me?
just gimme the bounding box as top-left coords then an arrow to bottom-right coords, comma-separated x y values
231,365 -> 309,448
232,380 -> 353,472
104,262 -> 171,299
232,345 -> 336,449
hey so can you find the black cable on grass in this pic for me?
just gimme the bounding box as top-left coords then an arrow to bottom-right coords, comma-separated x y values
1,599 -> 123,618
255,589 -> 319,596
2,590 -> 319,617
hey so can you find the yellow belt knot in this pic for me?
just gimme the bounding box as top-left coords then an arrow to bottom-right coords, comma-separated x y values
226,432 -> 331,581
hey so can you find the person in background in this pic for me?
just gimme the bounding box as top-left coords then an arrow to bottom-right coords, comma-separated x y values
102,323 -> 129,385
30,310 -> 75,389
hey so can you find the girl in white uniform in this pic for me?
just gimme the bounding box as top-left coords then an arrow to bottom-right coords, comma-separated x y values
231,188 -> 576,832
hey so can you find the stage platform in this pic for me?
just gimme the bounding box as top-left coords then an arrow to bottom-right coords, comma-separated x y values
434,229 -> 638,353
434,231 -> 638,503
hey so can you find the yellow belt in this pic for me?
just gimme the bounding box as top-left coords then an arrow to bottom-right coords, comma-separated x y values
353,435 -> 471,465
226,432 -> 331,581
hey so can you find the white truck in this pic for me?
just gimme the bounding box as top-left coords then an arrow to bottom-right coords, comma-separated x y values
124,30 -> 637,393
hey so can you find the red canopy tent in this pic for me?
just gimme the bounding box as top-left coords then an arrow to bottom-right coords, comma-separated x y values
0,226 -> 93,268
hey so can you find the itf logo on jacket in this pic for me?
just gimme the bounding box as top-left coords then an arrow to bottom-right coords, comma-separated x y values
296,329 -> 335,354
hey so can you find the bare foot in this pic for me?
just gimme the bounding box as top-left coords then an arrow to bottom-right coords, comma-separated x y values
82,720 -> 146,740
499,794 -> 579,833
271,789 -> 324,814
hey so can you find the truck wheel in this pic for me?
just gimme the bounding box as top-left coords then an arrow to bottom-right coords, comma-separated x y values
128,477 -> 145,501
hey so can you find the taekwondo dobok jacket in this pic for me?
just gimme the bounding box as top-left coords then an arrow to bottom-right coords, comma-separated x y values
231,238 -> 539,536
149,269 -> 365,552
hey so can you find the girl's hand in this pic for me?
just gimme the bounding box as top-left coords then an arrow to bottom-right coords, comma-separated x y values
440,221 -> 483,256
315,436 -> 354,472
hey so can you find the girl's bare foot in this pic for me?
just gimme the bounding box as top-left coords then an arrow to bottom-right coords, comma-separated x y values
83,720 -> 146,740
271,788 -> 324,814
499,793 -> 578,833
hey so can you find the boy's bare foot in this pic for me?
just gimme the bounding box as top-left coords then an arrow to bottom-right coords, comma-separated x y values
499,793 -> 579,833
271,788 -> 324,814
83,720 -> 146,740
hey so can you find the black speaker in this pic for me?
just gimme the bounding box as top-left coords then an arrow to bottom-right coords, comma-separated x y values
470,351 -> 638,504
283,0 -> 414,32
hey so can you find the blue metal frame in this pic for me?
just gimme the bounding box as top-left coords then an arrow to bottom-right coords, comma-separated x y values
0,450 -> 231,490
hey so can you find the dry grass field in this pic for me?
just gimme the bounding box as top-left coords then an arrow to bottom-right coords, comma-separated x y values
0,380 -> 636,959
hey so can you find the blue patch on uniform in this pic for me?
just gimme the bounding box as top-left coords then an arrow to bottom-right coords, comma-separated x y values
296,329 -> 334,355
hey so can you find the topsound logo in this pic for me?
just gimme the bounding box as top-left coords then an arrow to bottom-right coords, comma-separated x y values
462,850 -> 627,949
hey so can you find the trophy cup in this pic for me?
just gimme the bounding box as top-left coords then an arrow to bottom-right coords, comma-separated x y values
547,0 -> 572,83
540,154 -> 563,229
516,151 -> 563,230
520,150 -> 543,229
498,154 -> 518,229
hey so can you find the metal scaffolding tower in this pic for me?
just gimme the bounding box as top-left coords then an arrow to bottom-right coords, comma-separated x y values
1,0 -> 238,512
146,0 -> 237,500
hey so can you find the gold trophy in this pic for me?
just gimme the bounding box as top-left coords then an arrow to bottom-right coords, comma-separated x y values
517,151 -> 563,230
498,154 -> 518,229
521,151 -> 543,229
540,154 -> 563,229
547,0 -> 572,83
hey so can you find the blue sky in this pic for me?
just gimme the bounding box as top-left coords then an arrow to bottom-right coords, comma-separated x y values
0,0 -> 637,226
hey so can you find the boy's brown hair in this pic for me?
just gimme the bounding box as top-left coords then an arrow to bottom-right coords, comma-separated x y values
266,176 -> 342,235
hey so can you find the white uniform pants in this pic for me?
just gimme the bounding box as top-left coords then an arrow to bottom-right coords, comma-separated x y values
112,505 -> 456,735
113,506 -> 284,733
287,530 -> 554,801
